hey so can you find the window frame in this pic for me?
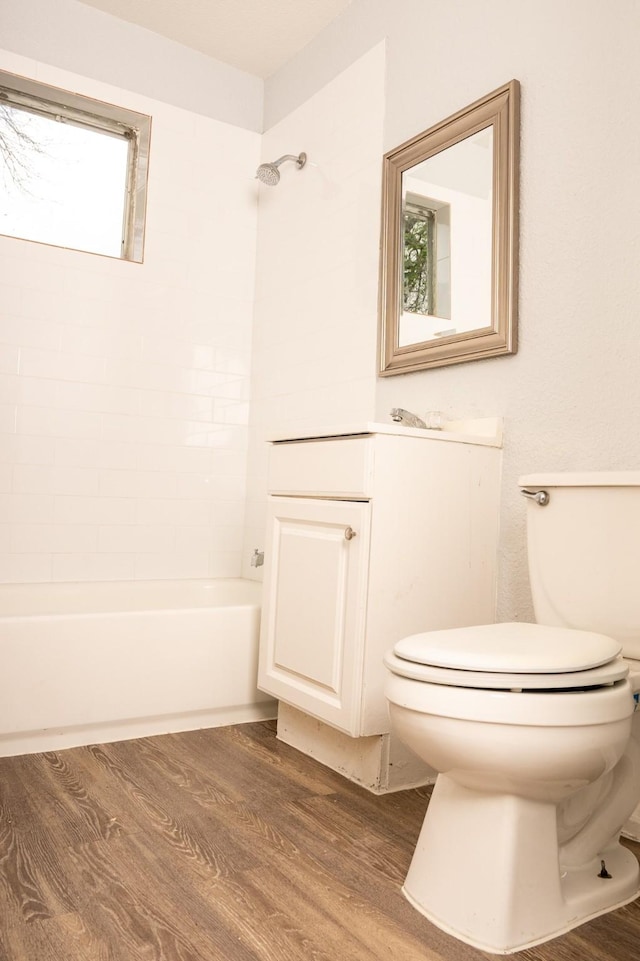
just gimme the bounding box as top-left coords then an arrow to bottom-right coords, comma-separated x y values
403,194 -> 436,317
0,69 -> 151,262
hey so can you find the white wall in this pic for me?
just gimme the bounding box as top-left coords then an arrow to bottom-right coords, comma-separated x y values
1,0 -> 263,131
242,44 -> 385,574
264,0 -> 640,622
0,48 -> 260,582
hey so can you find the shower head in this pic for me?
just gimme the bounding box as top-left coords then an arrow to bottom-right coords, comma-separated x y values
255,161 -> 281,186
255,152 -> 307,186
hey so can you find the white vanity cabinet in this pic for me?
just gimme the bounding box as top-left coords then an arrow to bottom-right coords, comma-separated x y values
258,423 -> 502,739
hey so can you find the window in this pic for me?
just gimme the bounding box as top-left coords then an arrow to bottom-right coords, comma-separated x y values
402,192 -> 451,321
403,197 -> 436,316
0,71 -> 150,261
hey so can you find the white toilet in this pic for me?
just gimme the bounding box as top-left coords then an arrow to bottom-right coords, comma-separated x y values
384,472 -> 640,954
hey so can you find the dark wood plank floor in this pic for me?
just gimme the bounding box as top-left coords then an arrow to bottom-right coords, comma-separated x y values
1,720 -> 640,960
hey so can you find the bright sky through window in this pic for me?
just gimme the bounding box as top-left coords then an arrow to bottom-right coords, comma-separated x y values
0,105 -> 130,258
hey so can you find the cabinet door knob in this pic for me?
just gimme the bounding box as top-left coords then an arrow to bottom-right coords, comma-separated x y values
344,526 -> 357,541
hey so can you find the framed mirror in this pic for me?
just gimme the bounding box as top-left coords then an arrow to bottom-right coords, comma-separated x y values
378,80 -> 519,374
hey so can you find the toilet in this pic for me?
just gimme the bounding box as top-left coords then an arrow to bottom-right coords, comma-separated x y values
384,472 -> 640,954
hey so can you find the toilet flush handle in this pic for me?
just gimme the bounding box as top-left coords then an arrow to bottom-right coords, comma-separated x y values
520,488 -> 550,507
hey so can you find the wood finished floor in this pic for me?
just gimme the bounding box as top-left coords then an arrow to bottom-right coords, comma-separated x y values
1,721 -> 640,961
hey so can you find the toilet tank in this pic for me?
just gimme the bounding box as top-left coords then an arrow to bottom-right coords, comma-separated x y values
521,472 -> 640,659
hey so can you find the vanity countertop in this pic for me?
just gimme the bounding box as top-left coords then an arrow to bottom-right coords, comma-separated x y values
268,417 -> 503,448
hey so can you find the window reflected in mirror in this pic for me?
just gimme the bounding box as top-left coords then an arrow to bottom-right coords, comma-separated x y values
399,129 -> 492,347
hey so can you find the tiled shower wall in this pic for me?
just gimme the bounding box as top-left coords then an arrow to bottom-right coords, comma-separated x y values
0,49 -> 260,582
242,44 -> 385,573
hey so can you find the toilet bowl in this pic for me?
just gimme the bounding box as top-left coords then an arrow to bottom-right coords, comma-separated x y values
386,628 -> 640,951
385,473 -> 640,952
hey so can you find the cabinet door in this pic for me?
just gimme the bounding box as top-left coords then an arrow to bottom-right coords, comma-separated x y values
258,497 -> 370,735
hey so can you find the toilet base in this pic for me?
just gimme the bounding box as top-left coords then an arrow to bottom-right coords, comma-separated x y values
404,774 -> 640,954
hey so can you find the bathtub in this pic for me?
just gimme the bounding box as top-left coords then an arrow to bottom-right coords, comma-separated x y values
0,578 -> 276,757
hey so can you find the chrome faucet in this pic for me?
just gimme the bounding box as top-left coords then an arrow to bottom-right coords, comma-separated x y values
390,408 -> 428,429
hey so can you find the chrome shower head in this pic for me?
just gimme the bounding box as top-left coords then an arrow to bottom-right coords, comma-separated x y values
255,161 -> 281,186
255,152 -> 307,186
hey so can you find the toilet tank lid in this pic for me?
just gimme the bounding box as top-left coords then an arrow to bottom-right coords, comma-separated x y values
393,623 -> 622,674
520,471 -> 640,488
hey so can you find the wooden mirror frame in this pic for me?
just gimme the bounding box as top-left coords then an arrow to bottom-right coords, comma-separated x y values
378,80 -> 520,375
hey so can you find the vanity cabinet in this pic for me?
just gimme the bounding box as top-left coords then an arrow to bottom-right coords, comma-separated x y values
258,423 -> 502,738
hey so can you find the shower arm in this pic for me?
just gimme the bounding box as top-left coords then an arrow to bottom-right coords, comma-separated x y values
271,154 -> 306,169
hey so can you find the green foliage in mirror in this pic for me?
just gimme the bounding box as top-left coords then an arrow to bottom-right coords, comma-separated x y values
403,206 -> 435,316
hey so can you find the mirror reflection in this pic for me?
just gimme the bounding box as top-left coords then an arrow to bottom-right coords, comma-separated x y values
399,128 -> 493,347
379,81 -> 519,374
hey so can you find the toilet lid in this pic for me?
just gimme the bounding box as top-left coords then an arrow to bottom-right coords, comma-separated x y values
384,650 -> 628,690
393,623 -> 622,674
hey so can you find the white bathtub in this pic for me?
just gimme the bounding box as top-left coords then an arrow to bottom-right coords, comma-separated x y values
0,578 -> 276,757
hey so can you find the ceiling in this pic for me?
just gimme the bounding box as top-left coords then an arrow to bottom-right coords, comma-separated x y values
77,0 -> 354,79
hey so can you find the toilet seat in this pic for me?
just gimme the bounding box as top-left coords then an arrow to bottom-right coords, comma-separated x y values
384,650 -> 628,691
387,622 -> 626,691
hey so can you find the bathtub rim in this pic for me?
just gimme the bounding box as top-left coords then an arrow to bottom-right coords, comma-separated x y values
0,576 -> 263,618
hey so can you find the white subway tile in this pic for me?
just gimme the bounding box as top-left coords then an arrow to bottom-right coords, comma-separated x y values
0,524 -> 10,551
0,404 -> 16,433
0,435 -> 56,466
16,406 -> 102,439
11,523 -> 97,554
168,393 -> 216,422
0,465 -> 11,493
19,347 -> 107,383
211,525 -> 245,553
0,552 -> 53,582
0,346 -> 20,374
59,325 -> 142,359
55,438 -> 102,468
202,425 -> 248,451
52,553 -> 136,582
54,496 -> 136,525
214,347 -> 251,377
12,464 -> 100,496
136,444 -> 215,475
141,335 -> 199,368
213,400 -> 250,426
98,469 -> 138,498
208,551 -> 242,578
210,501 -> 246,528
174,473 -> 221,498
11,464 -> 55,494
0,493 -> 55,523
105,357 -> 193,393
0,374 -> 18,405
135,497 -> 213,527
0,315 -> 62,351
56,381 -> 138,415
15,377 -> 60,407
98,524 -> 176,554
0,283 -> 23,316
134,551 -> 210,580
131,470 -> 179,498
97,442 -> 140,471
52,466 -> 101,496
20,288 -> 79,324
174,526 -> 213,553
